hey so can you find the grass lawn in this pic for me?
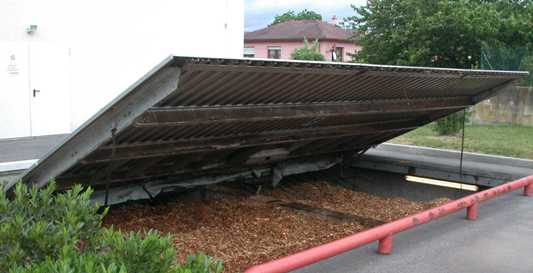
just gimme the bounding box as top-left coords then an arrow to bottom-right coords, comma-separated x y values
389,124 -> 533,160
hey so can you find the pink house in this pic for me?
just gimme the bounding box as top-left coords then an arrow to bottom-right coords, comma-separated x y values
244,19 -> 361,62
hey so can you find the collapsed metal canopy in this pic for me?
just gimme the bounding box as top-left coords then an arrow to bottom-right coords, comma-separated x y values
8,56 -> 527,193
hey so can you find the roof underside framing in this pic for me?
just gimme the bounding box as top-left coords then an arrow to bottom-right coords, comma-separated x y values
8,57 -> 528,193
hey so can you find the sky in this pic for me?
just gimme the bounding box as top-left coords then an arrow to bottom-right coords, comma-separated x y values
244,0 -> 367,31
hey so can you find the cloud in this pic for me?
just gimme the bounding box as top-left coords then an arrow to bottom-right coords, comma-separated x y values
246,0 -> 366,11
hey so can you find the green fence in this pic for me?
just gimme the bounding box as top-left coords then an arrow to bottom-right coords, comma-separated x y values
481,48 -> 533,86
473,48 -> 533,126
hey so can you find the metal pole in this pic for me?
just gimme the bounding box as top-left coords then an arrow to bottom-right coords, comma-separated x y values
104,127 -> 118,206
459,109 -> 466,176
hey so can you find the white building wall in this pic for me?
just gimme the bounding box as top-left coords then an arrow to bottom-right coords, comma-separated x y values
0,0 -> 244,139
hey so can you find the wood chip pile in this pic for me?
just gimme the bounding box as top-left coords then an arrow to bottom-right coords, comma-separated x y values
104,180 -> 449,272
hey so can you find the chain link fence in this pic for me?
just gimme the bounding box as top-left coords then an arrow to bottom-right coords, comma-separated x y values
472,48 -> 533,126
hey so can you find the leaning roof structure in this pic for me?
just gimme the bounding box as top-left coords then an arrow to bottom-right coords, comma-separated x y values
7,56 -> 527,200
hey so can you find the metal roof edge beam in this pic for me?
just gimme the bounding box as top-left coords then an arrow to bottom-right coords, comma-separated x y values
138,97 -> 472,126
10,63 -> 182,189
182,61 -> 525,78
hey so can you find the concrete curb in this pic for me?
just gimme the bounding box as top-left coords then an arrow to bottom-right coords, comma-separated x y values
379,143 -> 533,169
353,143 -> 533,187
0,159 -> 37,173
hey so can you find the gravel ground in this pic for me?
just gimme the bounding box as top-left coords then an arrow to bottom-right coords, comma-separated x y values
103,180 -> 449,273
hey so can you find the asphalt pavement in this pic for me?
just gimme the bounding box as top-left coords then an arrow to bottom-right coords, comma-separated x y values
354,143 -> 533,187
296,191 -> 533,273
0,134 -> 68,163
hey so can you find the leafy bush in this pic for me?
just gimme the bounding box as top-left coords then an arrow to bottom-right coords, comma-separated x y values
178,252 -> 223,273
8,247 -> 128,273
0,182 -> 222,273
433,111 -> 471,136
96,229 -> 178,273
291,38 -> 325,61
0,183 -> 103,270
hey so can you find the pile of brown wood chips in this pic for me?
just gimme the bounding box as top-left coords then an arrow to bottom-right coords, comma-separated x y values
103,181 -> 449,273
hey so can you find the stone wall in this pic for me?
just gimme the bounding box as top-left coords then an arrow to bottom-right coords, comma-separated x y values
472,86 -> 533,126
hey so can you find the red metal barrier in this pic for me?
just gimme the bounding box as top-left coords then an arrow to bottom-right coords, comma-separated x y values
244,175 -> 533,273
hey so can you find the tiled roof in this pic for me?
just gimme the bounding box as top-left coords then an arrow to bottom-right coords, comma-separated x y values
245,20 -> 357,42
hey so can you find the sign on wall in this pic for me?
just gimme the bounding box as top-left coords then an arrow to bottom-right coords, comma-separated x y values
7,54 -> 18,75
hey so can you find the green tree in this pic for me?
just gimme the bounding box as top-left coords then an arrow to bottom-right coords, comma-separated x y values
271,9 -> 322,26
346,0 -> 533,135
291,38 -> 325,61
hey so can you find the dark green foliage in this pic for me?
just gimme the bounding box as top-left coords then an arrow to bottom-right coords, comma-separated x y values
0,182 -> 103,270
8,247 -> 128,273
434,112 -> 465,135
271,9 -> 322,26
0,182 -> 223,273
347,0 -> 533,68
346,0 -> 533,135
96,229 -> 178,273
481,47 -> 533,86
291,38 -> 325,61
176,252 -> 223,273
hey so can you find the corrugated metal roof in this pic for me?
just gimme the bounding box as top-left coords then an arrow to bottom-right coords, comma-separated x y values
8,56 -> 527,192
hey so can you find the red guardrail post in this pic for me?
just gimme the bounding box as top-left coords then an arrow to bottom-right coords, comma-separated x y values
377,233 -> 393,255
466,202 -> 478,220
525,183 -> 532,196
244,175 -> 533,273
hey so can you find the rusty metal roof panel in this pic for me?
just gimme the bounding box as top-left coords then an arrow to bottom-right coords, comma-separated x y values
8,56 -> 527,192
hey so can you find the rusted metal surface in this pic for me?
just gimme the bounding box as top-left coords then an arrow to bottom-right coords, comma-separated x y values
243,175 -> 533,273
9,57 -> 527,191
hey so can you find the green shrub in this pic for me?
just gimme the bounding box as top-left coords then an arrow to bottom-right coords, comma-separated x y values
178,252 -> 223,273
291,38 -> 325,61
0,182 -> 103,270
8,247 -> 127,273
433,111 -> 470,136
97,229 -> 177,273
0,182 -> 223,273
